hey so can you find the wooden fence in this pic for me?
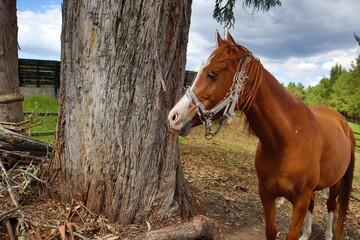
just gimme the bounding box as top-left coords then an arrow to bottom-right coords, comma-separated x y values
18,59 -> 197,96
354,131 -> 360,148
183,71 -> 197,92
19,58 -> 60,96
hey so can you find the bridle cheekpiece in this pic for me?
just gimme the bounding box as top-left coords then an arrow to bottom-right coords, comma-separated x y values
186,57 -> 250,139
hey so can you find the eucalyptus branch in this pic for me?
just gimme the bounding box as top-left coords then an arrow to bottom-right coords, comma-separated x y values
213,0 -> 282,28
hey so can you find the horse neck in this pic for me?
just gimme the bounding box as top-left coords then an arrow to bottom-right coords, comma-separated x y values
244,69 -> 298,150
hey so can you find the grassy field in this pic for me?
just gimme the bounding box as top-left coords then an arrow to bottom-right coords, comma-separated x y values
22,96 -> 59,143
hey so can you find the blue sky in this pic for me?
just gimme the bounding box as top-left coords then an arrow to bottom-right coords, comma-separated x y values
17,0 -> 61,11
17,0 -> 360,86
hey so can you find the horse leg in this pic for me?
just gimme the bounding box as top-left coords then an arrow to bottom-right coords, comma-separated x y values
299,192 -> 315,240
325,181 -> 342,240
286,191 -> 312,240
259,184 -> 278,240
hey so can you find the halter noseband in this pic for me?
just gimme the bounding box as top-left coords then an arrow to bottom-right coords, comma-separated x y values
186,57 -> 250,139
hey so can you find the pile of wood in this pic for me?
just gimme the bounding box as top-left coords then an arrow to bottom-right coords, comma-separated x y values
0,117 -> 53,165
0,120 -> 52,239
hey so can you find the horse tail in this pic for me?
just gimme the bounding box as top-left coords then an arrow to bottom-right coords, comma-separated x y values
336,129 -> 355,239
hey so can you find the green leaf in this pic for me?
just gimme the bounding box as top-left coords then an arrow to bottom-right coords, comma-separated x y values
146,219 -> 152,231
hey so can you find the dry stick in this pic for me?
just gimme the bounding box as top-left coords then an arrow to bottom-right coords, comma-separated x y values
20,164 -> 47,192
0,149 -> 44,164
0,207 -> 19,217
0,159 -> 20,208
4,219 -> 16,240
0,158 -> 27,239
350,195 -> 360,202
76,200 -> 96,218
20,168 -> 46,183
0,119 -> 31,126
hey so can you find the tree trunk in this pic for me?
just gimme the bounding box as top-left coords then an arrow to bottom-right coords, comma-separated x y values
49,0 -> 200,225
0,0 -> 24,123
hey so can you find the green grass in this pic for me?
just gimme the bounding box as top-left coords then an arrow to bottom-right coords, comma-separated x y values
23,96 -> 59,113
349,122 -> 360,153
22,96 -> 59,143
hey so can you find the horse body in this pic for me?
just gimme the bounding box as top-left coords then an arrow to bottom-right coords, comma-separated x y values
246,66 -> 353,239
247,68 -> 352,194
168,32 -> 355,240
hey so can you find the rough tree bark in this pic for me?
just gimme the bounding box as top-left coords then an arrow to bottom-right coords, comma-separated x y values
0,0 -> 24,123
49,0 -> 200,225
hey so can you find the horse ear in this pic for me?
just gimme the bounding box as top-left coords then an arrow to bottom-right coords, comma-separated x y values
226,32 -> 236,45
216,31 -> 226,47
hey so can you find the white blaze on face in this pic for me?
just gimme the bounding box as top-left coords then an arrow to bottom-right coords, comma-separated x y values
168,55 -> 213,132
190,54 -> 213,90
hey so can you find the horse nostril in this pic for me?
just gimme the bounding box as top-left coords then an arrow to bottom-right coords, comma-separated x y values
172,113 -> 178,122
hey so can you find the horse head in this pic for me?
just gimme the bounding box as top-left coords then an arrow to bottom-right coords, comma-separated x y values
168,32 -> 260,137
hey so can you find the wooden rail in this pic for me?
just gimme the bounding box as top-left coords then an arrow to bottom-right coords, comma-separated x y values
24,112 -> 58,116
18,59 -> 196,96
354,131 -> 360,148
29,131 -> 55,137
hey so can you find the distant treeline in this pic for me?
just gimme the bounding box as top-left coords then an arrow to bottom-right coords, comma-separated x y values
286,56 -> 360,123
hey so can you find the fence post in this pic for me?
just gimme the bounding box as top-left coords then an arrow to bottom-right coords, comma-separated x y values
54,61 -> 60,97
36,62 -> 40,87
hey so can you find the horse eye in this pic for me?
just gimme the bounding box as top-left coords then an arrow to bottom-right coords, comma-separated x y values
207,72 -> 217,80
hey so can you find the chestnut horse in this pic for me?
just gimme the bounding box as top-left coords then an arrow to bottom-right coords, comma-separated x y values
168,32 -> 355,240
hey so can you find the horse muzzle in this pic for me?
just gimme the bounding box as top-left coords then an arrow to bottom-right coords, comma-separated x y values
168,94 -> 197,135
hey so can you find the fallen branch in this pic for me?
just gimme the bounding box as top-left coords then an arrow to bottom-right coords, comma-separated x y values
0,126 -> 53,164
350,195 -> 360,202
134,215 -> 227,240
0,207 -> 19,217
0,111 -> 52,134
0,93 -> 24,104
0,149 -> 45,164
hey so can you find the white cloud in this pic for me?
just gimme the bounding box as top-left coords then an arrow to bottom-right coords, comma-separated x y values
321,48 -> 359,71
17,5 -> 61,60
295,62 -> 318,71
258,46 -> 358,86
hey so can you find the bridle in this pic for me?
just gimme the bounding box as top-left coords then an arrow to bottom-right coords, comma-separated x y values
186,57 -> 250,139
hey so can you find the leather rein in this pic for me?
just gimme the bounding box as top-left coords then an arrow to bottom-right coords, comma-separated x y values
186,57 -> 250,139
